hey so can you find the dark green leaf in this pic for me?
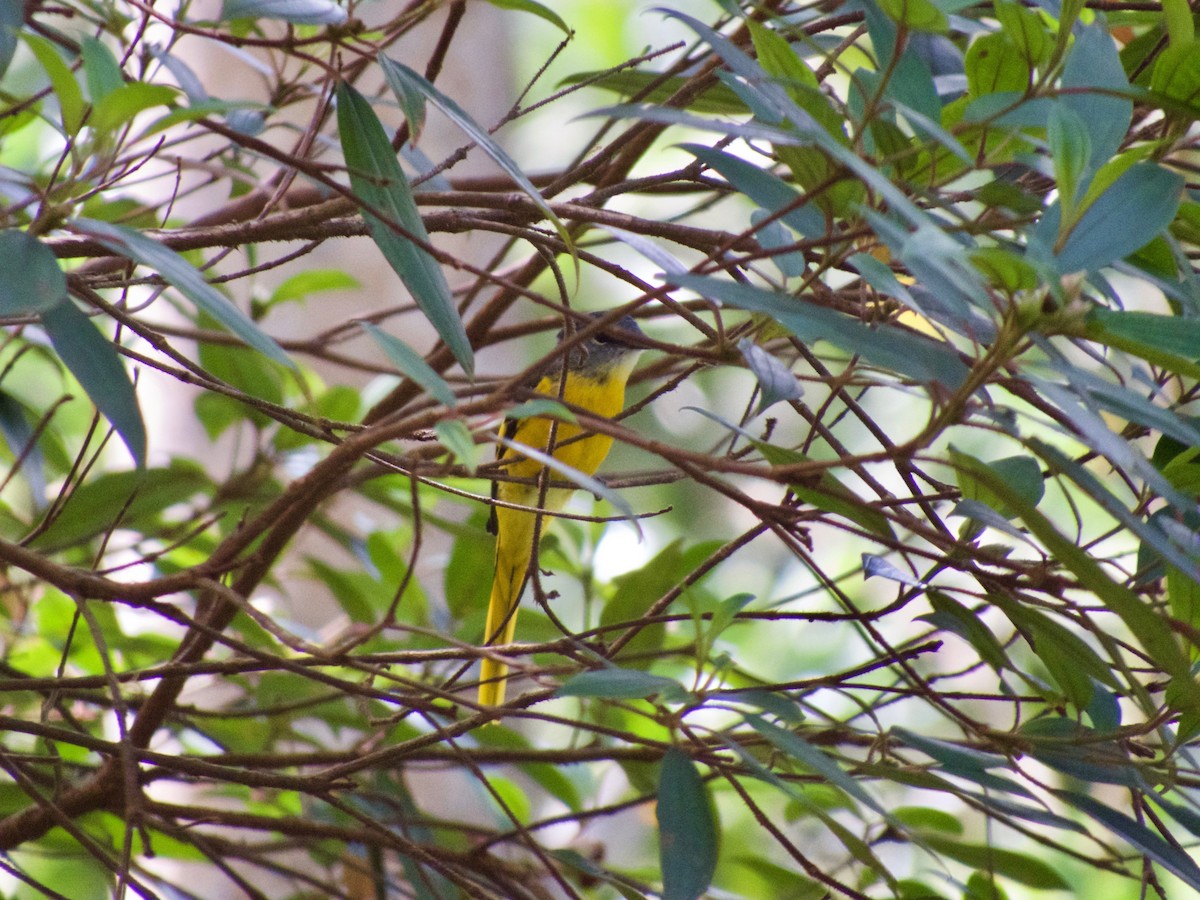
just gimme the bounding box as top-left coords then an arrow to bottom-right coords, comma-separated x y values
0,2 -> 20,81
41,300 -> 146,467
918,835 -> 1069,888
924,590 -> 1010,671
0,231 -> 67,313
738,338 -> 802,414
30,462 -> 209,551
380,57 -> 569,253
1056,789 -> 1200,890
71,218 -> 292,368
335,82 -> 473,376
682,144 -> 823,237
220,0 -> 348,24
1054,163 -> 1184,273
361,322 -> 456,407
483,0 -> 569,33
658,749 -> 718,900
80,37 -> 124,104
558,70 -> 746,115
1061,26 -> 1132,170
558,669 -> 682,699
950,448 -> 1044,519
669,273 -> 969,390
0,391 -> 44,502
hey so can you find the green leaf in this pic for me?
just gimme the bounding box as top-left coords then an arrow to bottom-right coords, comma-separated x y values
380,57 -> 571,256
965,33 -> 1030,97
1048,104 -> 1090,220
919,835 -> 1069,889
220,0 -> 348,24
747,21 -> 847,141
80,37 -> 124,104
1056,789 -> 1200,890
23,33 -> 84,134
41,300 -> 146,467
1054,163 -> 1184,273
361,322 -> 456,407
483,0 -> 569,33
435,419 -> 477,473
751,439 -> 896,539
0,231 -> 67,313
1061,26 -> 1132,170
558,669 -> 682,699
738,338 -> 802,414
877,0 -> 948,32
893,805 -> 963,834
268,269 -> 359,306
681,144 -> 823,237
30,462 -> 209,551
922,590 -> 1011,671
1084,309 -> 1200,380
747,715 -> 890,817
994,0 -> 1049,67
0,2 -> 20,81
335,81 -> 473,376
669,273 -> 969,389
91,82 -> 178,135
70,218 -> 293,368
657,749 -> 718,900
1151,40 -> 1200,107
558,70 -> 746,115
950,448 -> 1043,520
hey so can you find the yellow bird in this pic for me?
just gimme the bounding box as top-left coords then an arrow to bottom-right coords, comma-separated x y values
479,313 -> 644,710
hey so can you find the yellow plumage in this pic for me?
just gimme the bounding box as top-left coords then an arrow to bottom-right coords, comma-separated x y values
478,316 -> 642,711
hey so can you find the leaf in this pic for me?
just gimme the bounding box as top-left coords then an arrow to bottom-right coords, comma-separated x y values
738,338 -> 802,414
950,448 -> 1044,519
668,273 -> 969,389
746,715 -> 889,817
91,83 -> 178,135
596,225 -> 688,276
335,81 -> 473,376
483,0 -> 569,33
918,835 -> 1069,889
0,2 -> 20,81
682,144 -> 823,237
657,749 -> 718,900
1061,25 -> 1132,171
965,33 -> 1030,97
268,269 -> 359,305
220,0 -> 348,25
80,37 -> 124,104
23,33 -> 84,134
40,300 -> 146,467
750,439 -> 896,539
360,322 -> 456,407
1054,163 -> 1184,273
558,69 -> 746,115
1084,308 -> 1200,381
379,57 -> 571,258
29,462 -> 210,551
1056,789 -> 1200,891
434,419 -> 477,473
70,218 -> 292,368
0,391 -> 45,503
558,669 -> 682,699
862,554 -> 924,587
923,590 -> 1010,671
0,231 -> 67,313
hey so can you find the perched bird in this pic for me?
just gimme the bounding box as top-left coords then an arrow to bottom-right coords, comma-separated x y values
479,312 -> 644,710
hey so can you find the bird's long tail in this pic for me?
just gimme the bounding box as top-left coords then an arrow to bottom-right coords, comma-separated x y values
478,510 -> 537,709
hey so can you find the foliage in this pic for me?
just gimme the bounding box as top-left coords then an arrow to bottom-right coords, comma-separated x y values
2,0 -> 1200,897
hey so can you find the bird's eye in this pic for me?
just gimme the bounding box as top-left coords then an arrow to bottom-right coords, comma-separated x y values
593,332 -> 613,344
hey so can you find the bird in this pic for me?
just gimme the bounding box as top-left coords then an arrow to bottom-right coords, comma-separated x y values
479,312 -> 644,711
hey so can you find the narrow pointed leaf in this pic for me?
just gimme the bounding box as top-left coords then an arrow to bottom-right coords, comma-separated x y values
658,749 -> 718,900
71,218 -> 292,368
41,300 -> 145,466
336,82 -> 473,376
